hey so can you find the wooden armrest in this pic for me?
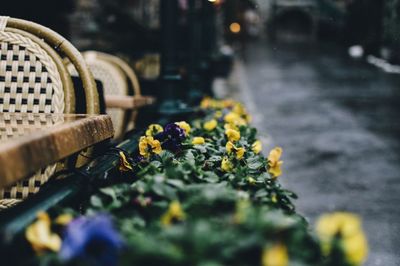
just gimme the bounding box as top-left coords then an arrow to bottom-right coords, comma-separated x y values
0,113 -> 114,189
104,95 -> 156,109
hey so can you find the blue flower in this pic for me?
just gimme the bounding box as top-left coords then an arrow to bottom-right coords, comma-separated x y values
60,214 -> 123,266
155,123 -> 186,152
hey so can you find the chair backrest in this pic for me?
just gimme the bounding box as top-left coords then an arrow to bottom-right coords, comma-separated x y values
4,17 -> 100,114
0,16 -> 99,208
78,51 -> 143,139
0,20 -> 72,114
91,51 -> 142,96
68,52 -> 127,139
92,52 -> 143,132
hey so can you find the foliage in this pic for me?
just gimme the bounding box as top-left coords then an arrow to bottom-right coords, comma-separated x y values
22,98 -> 367,266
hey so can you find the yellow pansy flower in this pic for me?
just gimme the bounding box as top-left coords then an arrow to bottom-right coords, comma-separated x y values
200,97 -> 229,109
139,136 -> 162,158
25,212 -> 62,254
226,141 -> 235,153
224,112 -> 246,126
225,128 -> 240,142
232,103 -> 252,123
236,147 -> 245,159
200,97 -> 212,109
176,121 -> 191,135
192,137 -> 205,145
161,201 -> 186,226
226,141 -> 246,159
145,124 -> 163,136
316,212 -> 368,265
200,98 -> 241,110
222,99 -> 236,108
252,140 -> 262,154
317,212 -> 361,240
262,243 -> 289,266
232,103 -> 246,115
138,138 -> 148,156
54,213 -> 73,226
221,157 -> 233,172
233,115 -> 247,126
244,113 -> 252,123
150,139 -> 162,155
343,231 -> 368,266
214,110 -> 223,119
224,123 -> 238,131
204,119 -> 218,131
224,112 -> 239,123
119,151 -> 133,172
268,147 -> 283,178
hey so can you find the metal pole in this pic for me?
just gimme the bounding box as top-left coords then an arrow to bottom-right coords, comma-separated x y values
187,0 -> 203,103
200,0 -> 217,96
159,0 -> 188,114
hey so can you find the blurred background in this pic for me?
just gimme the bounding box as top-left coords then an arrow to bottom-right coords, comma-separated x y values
2,0 -> 400,265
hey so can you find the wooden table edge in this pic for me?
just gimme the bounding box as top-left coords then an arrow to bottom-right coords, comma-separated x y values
0,114 -> 114,189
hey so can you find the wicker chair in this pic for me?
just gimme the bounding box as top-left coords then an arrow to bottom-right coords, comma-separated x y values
76,51 -> 154,139
0,16 -> 99,208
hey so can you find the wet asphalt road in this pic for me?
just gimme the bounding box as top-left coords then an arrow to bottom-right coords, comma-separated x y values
228,39 -> 400,266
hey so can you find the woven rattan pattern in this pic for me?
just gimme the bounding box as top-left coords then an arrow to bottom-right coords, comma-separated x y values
88,62 -> 126,138
89,62 -> 125,96
0,112 -> 64,140
69,59 -> 127,139
0,113 -> 64,201
0,31 -> 64,114
0,29 -> 65,205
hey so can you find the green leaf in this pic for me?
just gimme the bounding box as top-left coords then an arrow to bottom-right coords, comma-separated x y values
208,155 -> 222,162
194,145 -> 207,154
203,171 -> 220,183
247,158 -> 263,170
100,187 -> 117,199
166,179 -> 185,188
90,195 -> 103,208
254,189 -> 269,198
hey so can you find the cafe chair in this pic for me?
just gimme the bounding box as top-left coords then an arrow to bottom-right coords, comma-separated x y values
77,51 -> 155,139
0,16 -> 102,208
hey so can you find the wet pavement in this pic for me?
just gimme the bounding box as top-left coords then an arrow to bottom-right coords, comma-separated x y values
225,39 -> 400,266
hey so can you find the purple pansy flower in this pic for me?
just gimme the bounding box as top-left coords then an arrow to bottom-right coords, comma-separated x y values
60,214 -> 124,266
155,123 -> 186,152
134,154 -> 145,163
163,123 -> 186,140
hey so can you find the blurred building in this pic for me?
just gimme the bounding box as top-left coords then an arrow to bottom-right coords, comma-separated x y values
1,0 -> 75,37
382,0 -> 400,62
69,0 -> 161,56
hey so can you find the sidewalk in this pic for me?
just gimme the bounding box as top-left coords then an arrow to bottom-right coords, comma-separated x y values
216,40 -> 400,266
